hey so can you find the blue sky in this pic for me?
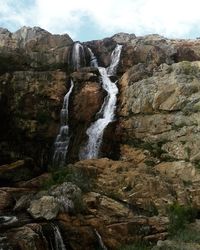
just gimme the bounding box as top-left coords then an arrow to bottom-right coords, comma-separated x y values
1,0 -> 200,41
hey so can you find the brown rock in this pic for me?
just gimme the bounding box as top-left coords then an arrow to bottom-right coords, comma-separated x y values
0,190 -> 14,211
15,173 -> 51,189
6,225 -> 47,250
73,82 -> 104,122
0,159 -> 39,184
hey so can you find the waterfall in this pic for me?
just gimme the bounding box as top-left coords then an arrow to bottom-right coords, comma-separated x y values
94,229 -> 107,250
0,216 -> 18,225
87,47 -> 98,67
0,235 -> 12,250
53,80 -> 74,167
43,223 -> 66,250
71,42 -> 86,71
52,224 -> 66,250
107,44 -> 123,76
79,45 -> 122,160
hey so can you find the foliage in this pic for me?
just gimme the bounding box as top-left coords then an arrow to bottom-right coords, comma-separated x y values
43,166 -> 94,192
194,160 -> 200,170
181,61 -> 199,76
144,160 -> 155,167
171,227 -> 200,243
167,203 -> 197,234
127,138 -> 168,159
118,241 -> 151,250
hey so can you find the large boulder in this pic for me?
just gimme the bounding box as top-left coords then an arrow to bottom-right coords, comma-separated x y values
26,182 -> 82,219
28,196 -> 59,220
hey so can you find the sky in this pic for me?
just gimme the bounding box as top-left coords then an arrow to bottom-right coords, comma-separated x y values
1,0 -> 200,41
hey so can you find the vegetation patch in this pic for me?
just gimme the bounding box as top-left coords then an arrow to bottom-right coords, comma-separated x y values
127,138 -> 168,159
43,165 -> 95,192
181,61 -> 199,76
118,241 -> 152,250
167,203 -> 197,234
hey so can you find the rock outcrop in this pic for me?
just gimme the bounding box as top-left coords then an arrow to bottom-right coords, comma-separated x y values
2,27 -> 200,249
0,27 -> 73,167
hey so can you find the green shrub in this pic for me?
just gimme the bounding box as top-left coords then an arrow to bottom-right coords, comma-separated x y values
43,166 -> 94,192
181,61 -> 198,75
118,241 -> 151,250
171,227 -> 200,243
168,203 -> 197,234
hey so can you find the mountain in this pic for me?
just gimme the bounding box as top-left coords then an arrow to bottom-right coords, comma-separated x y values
1,26 -> 200,249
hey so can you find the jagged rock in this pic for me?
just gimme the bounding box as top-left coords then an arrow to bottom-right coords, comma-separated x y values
15,173 -> 51,189
155,161 -> 199,182
14,194 -> 35,211
0,190 -> 14,211
6,224 -> 47,250
0,26 -> 73,71
0,159 -> 39,184
50,182 -> 82,213
67,68 -> 104,162
25,182 -> 82,219
3,28 -> 200,249
119,61 -> 200,162
0,70 -> 68,166
28,196 -> 59,220
85,38 -> 117,67
152,240 -> 200,250
111,32 -> 136,44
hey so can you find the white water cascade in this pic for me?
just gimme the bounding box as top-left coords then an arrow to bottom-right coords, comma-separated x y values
94,229 -> 107,250
107,44 -> 123,76
52,224 -> 66,250
88,47 -> 98,67
79,44 -> 122,159
53,80 -> 74,167
0,215 -> 18,225
71,42 -> 86,71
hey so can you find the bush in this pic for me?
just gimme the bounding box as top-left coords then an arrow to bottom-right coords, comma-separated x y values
43,166 -> 94,192
168,203 -> 197,234
172,227 -> 200,243
118,241 -> 151,250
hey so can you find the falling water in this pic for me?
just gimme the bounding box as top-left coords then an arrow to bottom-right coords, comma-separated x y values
71,42 -> 86,71
0,235 -> 12,250
0,216 -> 18,225
87,47 -> 98,67
52,224 -> 66,250
44,224 -> 66,250
107,44 -> 123,76
79,45 -> 122,159
94,229 -> 107,250
53,80 -> 74,167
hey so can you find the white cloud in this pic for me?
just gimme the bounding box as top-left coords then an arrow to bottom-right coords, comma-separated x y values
1,0 -> 200,40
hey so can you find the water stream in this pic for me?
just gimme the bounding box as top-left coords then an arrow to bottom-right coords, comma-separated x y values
94,229 -> 107,250
71,42 -> 86,71
52,224 -> 66,250
88,47 -> 98,67
79,44 -> 122,159
53,80 -> 74,167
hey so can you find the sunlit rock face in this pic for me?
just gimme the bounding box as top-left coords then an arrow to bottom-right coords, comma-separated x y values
2,27 -> 200,249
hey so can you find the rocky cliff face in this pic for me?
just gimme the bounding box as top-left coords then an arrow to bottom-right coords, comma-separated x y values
0,26 -> 73,166
2,27 -> 200,249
